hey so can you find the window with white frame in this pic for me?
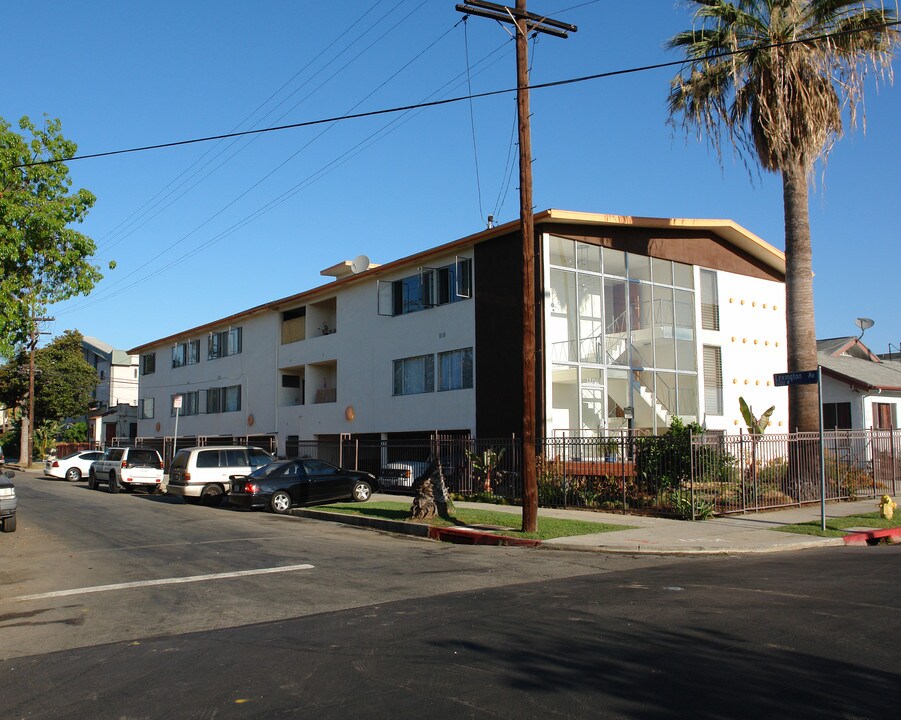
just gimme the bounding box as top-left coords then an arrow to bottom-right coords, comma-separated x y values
438,348 -> 473,391
172,343 -> 186,368
702,345 -> 723,416
379,258 -> 472,316
393,354 -> 434,395
208,328 -> 242,360
700,269 -> 720,331
206,385 -> 242,413
171,391 -> 200,416
140,352 -> 156,375
140,398 -> 154,419
187,339 -> 200,364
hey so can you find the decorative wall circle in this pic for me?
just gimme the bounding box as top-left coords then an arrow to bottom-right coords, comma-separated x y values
345,405 -> 356,422
247,414 -> 255,427
155,422 -> 161,432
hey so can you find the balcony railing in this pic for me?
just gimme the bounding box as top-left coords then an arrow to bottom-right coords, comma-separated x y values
314,387 -> 337,404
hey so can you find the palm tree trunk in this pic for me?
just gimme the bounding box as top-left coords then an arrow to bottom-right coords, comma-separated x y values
782,163 -> 820,433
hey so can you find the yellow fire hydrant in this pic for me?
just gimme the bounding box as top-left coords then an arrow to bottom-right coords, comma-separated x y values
877,495 -> 897,520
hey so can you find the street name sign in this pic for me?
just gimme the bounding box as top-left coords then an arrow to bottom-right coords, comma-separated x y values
773,370 -> 819,387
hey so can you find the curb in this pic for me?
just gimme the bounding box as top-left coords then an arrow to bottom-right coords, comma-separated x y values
293,508 -> 540,547
542,537 -> 845,556
428,526 -> 541,547
292,508 -> 430,538
842,527 -> 901,545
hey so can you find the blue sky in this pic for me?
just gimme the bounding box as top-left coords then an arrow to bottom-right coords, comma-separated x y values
4,1 -> 899,356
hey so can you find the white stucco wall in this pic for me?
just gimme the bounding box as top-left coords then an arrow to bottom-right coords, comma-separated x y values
701,269 -> 789,433
135,251 -> 478,454
277,252 -> 477,441
135,312 -> 280,441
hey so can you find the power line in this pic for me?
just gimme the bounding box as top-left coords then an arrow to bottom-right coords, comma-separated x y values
18,19 -> 899,171
95,0 -> 418,256
56,27 -> 512,315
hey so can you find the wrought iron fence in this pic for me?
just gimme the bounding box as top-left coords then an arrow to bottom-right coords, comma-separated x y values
536,433 -> 695,517
691,429 -> 900,515
285,428 -> 899,519
288,435 -> 521,496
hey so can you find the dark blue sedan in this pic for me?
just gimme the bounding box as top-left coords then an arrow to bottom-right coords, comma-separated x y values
228,458 -> 376,514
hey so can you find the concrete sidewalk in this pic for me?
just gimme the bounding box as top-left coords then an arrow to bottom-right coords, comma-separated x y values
371,493 -> 890,555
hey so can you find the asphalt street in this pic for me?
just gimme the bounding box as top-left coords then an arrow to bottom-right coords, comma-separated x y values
1,468 -> 899,719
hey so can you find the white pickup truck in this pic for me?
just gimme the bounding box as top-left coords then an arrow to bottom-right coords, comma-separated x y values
88,447 -> 164,494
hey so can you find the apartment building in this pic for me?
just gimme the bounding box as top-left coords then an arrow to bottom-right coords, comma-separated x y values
82,336 -> 139,444
129,209 -> 789,457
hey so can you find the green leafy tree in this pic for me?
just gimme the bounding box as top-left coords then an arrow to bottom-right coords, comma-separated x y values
0,330 -> 98,458
0,115 -> 102,358
667,1 -> 897,433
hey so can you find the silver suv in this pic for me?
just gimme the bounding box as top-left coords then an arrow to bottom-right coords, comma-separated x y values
167,446 -> 273,506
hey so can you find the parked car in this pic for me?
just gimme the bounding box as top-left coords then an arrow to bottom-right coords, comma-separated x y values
88,447 -> 164,494
0,445 -> 5,467
44,450 -> 106,482
377,460 -> 430,493
1,470 -> 16,533
167,445 -> 274,506
228,458 -> 376,514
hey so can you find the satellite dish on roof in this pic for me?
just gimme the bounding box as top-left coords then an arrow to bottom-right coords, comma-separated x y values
855,317 -> 874,339
350,255 -> 371,274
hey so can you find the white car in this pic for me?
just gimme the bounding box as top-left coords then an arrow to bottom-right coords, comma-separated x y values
44,450 -> 107,482
377,460 -> 430,493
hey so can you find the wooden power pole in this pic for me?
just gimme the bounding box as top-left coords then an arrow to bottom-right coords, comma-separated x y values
455,1 -> 576,531
20,315 -> 53,468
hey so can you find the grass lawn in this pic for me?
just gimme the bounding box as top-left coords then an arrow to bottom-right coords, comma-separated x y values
317,501 -> 636,541
774,511 -> 901,538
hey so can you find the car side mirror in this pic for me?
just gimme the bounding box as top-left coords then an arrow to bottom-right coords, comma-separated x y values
4,470 -> 15,479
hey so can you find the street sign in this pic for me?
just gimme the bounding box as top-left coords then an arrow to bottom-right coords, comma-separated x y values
773,370 -> 819,387
173,395 -> 183,409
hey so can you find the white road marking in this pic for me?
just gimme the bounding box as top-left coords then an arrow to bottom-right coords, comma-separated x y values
7,564 -> 315,602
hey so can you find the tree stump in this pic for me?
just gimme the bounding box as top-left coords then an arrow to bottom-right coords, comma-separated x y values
410,477 -> 437,520
409,454 -> 454,521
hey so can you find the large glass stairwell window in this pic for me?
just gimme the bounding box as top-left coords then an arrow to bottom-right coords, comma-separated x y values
547,235 -> 699,435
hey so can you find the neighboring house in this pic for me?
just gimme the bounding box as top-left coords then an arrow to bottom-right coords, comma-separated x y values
818,337 -> 901,430
82,336 -> 140,445
129,209 -> 790,458
0,405 -> 13,435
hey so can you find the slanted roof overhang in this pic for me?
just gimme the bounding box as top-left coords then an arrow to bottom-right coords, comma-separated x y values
821,366 -> 901,393
127,209 -> 785,354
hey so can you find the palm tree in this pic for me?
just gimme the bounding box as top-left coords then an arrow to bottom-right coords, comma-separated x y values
667,1 -> 897,432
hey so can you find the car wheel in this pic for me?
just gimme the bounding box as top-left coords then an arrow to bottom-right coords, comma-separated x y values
65,467 -> 82,482
2,515 -> 16,533
269,490 -> 292,514
88,471 -> 97,490
108,474 -> 120,494
200,484 -> 224,507
352,480 -> 373,503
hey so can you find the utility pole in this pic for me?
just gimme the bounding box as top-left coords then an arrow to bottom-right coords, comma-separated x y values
20,315 -> 53,468
455,0 -> 575,531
